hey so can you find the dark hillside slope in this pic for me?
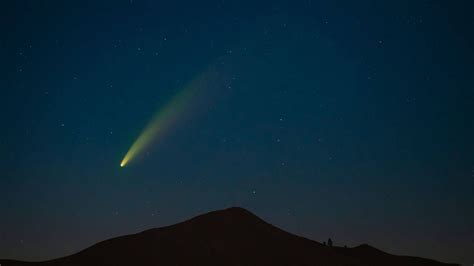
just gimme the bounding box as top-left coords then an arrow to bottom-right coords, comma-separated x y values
0,207 -> 459,266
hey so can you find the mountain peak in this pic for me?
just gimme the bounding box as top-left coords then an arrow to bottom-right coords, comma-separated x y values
204,206 -> 258,218
221,206 -> 252,213
180,206 -> 265,227
0,207 -> 459,266
169,206 -> 273,236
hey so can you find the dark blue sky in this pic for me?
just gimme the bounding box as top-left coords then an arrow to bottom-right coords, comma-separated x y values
1,0 -> 473,265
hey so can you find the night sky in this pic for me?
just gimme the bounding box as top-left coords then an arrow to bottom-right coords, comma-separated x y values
1,0 -> 473,265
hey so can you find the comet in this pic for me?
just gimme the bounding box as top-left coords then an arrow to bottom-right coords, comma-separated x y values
120,68 -> 218,167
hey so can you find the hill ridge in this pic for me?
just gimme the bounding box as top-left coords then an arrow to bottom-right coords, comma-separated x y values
0,207 -> 459,266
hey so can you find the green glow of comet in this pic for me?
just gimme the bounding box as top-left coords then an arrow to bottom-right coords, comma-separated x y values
120,70 -> 213,167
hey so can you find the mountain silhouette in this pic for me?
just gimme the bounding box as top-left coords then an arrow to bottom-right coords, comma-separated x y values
0,207 -> 459,266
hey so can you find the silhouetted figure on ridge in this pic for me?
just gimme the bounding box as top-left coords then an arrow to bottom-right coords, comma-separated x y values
328,238 -> 333,247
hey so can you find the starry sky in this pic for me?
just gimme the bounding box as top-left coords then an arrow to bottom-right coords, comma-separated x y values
1,0 -> 473,265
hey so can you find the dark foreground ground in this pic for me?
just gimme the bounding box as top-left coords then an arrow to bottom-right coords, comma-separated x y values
0,207 -> 459,266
